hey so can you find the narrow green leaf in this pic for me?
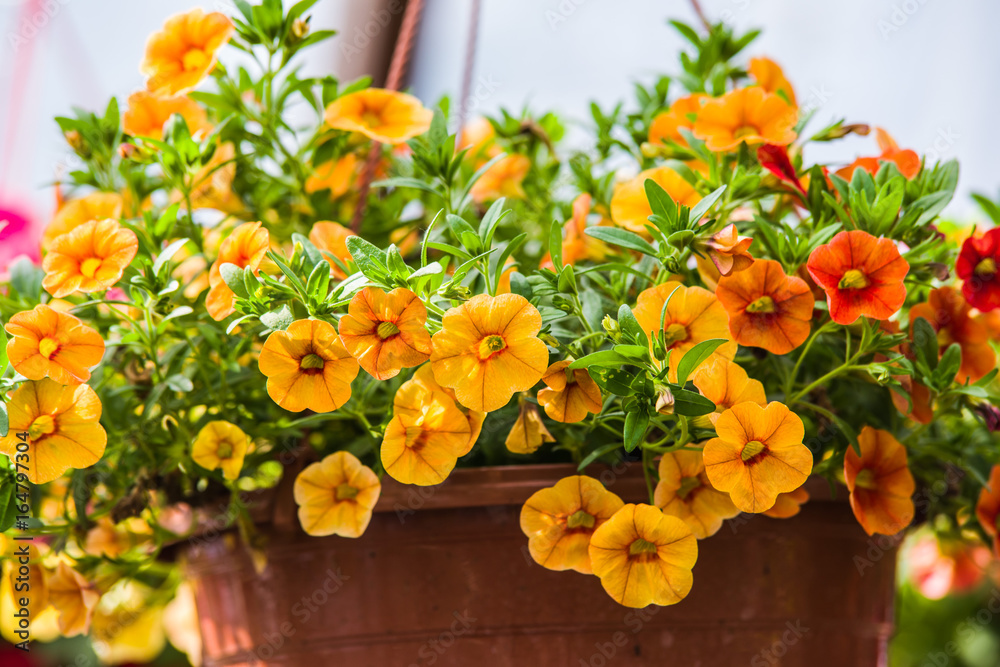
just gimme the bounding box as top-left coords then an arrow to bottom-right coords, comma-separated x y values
584,227 -> 657,256
675,339 -> 728,385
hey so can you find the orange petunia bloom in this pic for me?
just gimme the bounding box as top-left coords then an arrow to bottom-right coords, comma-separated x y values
123,90 -> 211,140
520,475 -> 625,574
692,87 -> 798,152
382,378 -> 473,485
141,8 -> 234,96
909,287 -> 996,383
0,379 -> 107,484
536,360 -> 603,423
703,401 -> 812,513
323,89 -> 432,145
305,154 -> 359,198
835,128 -> 920,181
806,230 -> 909,325
716,259 -> 815,355
5,305 -> 105,384
844,426 -> 916,536
309,221 -> 353,279
540,193 -> 608,268
589,504 -> 698,608
338,287 -> 432,380
293,451 -> 381,538
409,364 -> 485,452
505,400 -> 555,454
654,449 -> 740,539
258,319 -> 360,413
762,487 -> 810,519
191,420 -> 249,480
206,221 -> 270,321
694,223 -> 754,277
430,293 -> 549,412
458,116 -> 496,158
891,374 -> 934,424
649,94 -> 706,146
43,192 -> 123,246
747,57 -> 797,107
632,281 -> 737,382
610,166 -> 702,235
691,360 -> 766,426
47,562 -> 100,637
976,465 -> 1000,556
42,219 -> 138,298
470,154 -> 531,203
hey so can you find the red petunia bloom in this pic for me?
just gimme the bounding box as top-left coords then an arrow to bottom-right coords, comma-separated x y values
956,227 -> 1000,312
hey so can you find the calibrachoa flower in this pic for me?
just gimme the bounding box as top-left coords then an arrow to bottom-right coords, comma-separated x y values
191,420 -> 249,480
956,227 -> 1000,312
47,562 -> 100,637
470,154 -> 531,203
692,87 -> 797,152
806,230 -> 909,324
976,465 -> 1000,556
259,319 -> 359,413
42,219 -> 138,298
293,451 -> 381,538
844,426 -> 916,536
762,487 -> 810,519
691,361 -> 766,426
505,400 -> 555,454
309,221 -> 353,279
323,89 -> 432,145
206,221 -> 270,321
703,401 -> 812,513
305,154 -> 359,198
5,304 -> 105,384
610,166 -> 701,235
338,287 -> 432,380
535,360 -> 603,423
654,449 -> 740,539
141,8 -> 234,96
648,94 -> 706,146
905,532 -> 992,600
122,91 -> 211,140
0,379 -> 107,484
520,475 -> 625,574
430,293 -> 548,413
747,57 -> 797,107
632,281 -> 737,382
694,223 -> 754,276
588,504 -> 698,608
910,286 -> 996,383
836,128 -> 920,181
541,193 -> 607,268
409,364 -> 485,451
43,192 -> 123,246
716,259 -> 815,354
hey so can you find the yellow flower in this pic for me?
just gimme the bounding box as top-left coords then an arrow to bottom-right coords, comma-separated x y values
123,90 -> 211,140
654,449 -> 739,538
191,420 -> 249,480
505,400 -> 555,454
43,192 -> 123,246
294,451 -> 381,538
536,360 -> 603,423
141,8 -> 234,96
47,561 -> 100,637
323,89 -> 432,144
611,166 -> 701,235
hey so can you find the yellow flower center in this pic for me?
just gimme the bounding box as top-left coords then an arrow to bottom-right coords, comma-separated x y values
299,353 -> 326,370
335,483 -> 359,501
28,415 -> 56,440
361,110 -> 383,128
182,48 -> 209,71
38,337 -> 60,359
376,321 -> 400,340
936,327 -> 954,349
628,538 -> 659,556
478,335 -> 507,360
676,476 -> 702,500
733,125 -> 759,141
975,257 -> 997,277
566,510 -> 596,529
404,426 -> 432,452
838,269 -> 870,290
80,257 -> 103,278
216,442 -> 233,459
741,440 -> 767,462
745,295 -> 776,314
854,469 -> 878,490
662,323 -> 689,347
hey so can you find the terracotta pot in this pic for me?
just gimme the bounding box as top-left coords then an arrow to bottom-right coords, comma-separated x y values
182,464 -> 897,666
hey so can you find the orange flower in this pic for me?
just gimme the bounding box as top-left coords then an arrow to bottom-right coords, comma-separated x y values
747,57 -> 797,107
294,451 -> 381,538
536,360 -> 603,423
206,221 -> 270,321
691,360 -> 766,425
5,305 -> 105,384
806,230 -> 909,325
0,379 -> 107,484
305,154 -> 359,197
141,9 -> 234,96
632,281 -> 737,382
693,87 -> 798,152
505,400 -> 555,454
309,221 -> 353,279
909,287 -> 996,383
835,128 -> 920,181
703,401 -> 812,512
844,426 -> 915,536
976,465 -> 1000,556
470,154 -> 531,203
610,166 -> 701,235
695,223 -> 754,276
458,116 -> 496,158
123,90 -> 211,140
430,294 -> 549,412
649,94 -> 706,146
762,487 -> 810,519
323,89 -> 432,144
43,192 -> 123,246
716,259 -> 815,354
891,375 -> 934,424
191,421 -> 249,480
409,364 -> 485,452
42,219 -> 138,298
588,504 -> 698,608
47,562 -> 100,637
258,319 -> 360,413
520,475 -> 625,574
654,449 -> 740,538
338,287 -> 432,380
540,193 -> 607,268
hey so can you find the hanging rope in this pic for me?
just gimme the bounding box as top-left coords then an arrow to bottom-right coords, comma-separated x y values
456,0 -> 482,141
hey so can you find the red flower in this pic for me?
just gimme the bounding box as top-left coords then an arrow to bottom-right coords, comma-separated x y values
956,228 -> 1000,312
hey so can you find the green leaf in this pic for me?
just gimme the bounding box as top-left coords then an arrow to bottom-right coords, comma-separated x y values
617,305 -> 648,347
261,305 -> 295,331
306,261 -> 332,300
292,232 -> 324,269
9,257 -> 42,300
584,227 -> 657,256
345,236 -> 387,281
0,324 -> 7,376
509,272 -> 532,300
675,339 -> 728,385
644,178 -> 677,225
911,317 -> 939,371
166,374 -> 194,393
0,473 -> 16,532
589,368 -> 636,396
0,402 -> 7,438
569,350 -> 632,370
623,409 -> 649,452
152,238 -> 190,276
578,443 -> 623,471
688,185 -> 726,226
478,198 -> 508,245
932,343 -> 962,389
219,263 -> 249,298
549,220 -> 564,269
669,386 -> 716,417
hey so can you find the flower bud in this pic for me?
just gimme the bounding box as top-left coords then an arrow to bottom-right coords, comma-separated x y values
291,18 -> 310,40
602,315 -> 622,342
975,403 -> 1000,432
655,386 -> 675,415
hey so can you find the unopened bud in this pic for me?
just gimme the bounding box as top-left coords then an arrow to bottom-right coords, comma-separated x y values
655,386 -> 675,415
975,403 -> 1000,432
118,142 -> 139,160
602,315 -> 621,342
291,18 -> 310,40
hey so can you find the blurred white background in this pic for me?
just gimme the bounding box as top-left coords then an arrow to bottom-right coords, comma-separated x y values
0,0 -> 997,233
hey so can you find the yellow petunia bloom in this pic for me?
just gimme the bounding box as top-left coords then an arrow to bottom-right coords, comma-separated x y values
693,87 -> 798,152
5,304 -> 105,384
294,451 -> 381,538
47,561 -> 100,637
505,400 -> 555,455
691,360 -> 766,426
610,166 -> 702,235
536,360 -> 603,423
654,449 -> 740,539
470,154 -> 531,203
338,287 -> 432,380
123,90 -> 211,140
43,192 -> 123,246
141,8 -> 234,96
323,88 -> 432,144
191,420 -> 249,480
42,219 -> 138,298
